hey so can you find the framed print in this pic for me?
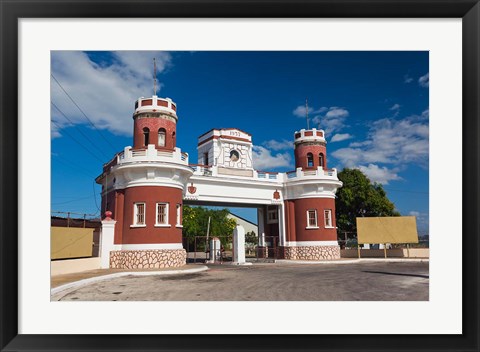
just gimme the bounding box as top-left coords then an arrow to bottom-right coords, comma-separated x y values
1,0 -> 479,351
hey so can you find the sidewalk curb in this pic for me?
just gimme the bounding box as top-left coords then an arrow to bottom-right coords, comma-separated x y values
51,265 -> 209,297
274,258 -> 429,265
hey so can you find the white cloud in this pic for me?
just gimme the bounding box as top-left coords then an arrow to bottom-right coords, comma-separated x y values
349,140 -> 372,148
331,133 -> 353,143
325,107 -> 349,119
51,51 -> 172,138
418,73 -> 429,88
421,109 -> 429,119
358,164 -> 402,185
311,107 -> 350,135
404,74 -> 414,83
408,210 -> 429,232
293,104 -> 350,136
390,104 -> 401,111
292,105 -> 327,118
262,139 -> 293,151
252,146 -> 292,170
332,111 -> 429,170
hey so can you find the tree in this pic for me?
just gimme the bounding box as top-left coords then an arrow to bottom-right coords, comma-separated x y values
245,231 -> 257,246
335,168 -> 400,233
182,206 -> 237,248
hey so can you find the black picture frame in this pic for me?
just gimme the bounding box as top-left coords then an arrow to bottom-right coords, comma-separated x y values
1,1 -> 478,351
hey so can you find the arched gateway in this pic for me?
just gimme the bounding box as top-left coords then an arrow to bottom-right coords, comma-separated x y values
96,95 -> 343,269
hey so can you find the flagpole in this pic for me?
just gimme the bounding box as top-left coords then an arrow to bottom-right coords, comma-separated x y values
306,98 -> 310,129
153,58 -> 157,96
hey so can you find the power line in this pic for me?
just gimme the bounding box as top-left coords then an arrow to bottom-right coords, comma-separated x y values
53,155 -> 96,179
383,188 -> 429,195
51,101 -> 111,159
51,120 -> 105,163
51,195 -> 94,205
51,73 -> 117,153
92,180 -> 101,213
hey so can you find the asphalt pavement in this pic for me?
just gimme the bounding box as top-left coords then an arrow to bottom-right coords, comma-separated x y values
52,261 -> 429,301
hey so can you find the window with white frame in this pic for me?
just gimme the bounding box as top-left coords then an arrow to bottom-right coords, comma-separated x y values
176,204 -> 182,226
158,128 -> 166,147
133,202 -> 146,226
156,203 -> 169,226
307,209 -> 318,228
324,209 -> 333,227
307,153 -> 314,168
267,205 -> 278,224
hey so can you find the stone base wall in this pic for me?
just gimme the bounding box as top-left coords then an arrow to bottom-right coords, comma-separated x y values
279,245 -> 340,260
110,249 -> 186,269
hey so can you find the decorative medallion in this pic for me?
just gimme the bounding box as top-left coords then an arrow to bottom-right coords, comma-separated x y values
188,183 -> 197,194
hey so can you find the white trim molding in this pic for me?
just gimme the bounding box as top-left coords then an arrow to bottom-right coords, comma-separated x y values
120,243 -> 184,250
155,202 -> 169,226
283,241 -> 339,247
133,202 -> 146,226
324,209 -> 333,228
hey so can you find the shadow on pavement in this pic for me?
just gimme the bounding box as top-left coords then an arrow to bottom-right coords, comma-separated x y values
362,270 -> 429,279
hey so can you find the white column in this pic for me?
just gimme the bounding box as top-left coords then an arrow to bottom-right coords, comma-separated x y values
257,207 -> 265,245
233,225 -> 246,264
278,203 -> 286,247
100,219 -> 117,269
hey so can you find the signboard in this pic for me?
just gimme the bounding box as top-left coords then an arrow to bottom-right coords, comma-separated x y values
356,216 -> 419,244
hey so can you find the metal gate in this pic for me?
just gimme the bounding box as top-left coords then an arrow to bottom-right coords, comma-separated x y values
255,236 -> 279,261
184,235 -> 233,264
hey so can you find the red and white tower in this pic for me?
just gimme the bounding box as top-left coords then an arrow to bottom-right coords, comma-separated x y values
96,95 -> 193,269
282,128 -> 342,260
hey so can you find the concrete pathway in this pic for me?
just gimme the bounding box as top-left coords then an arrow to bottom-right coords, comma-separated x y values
51,264 -> 209,298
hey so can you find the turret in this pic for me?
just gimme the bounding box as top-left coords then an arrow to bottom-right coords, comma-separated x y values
132,96 -> 178,150
293,128 -> 327,170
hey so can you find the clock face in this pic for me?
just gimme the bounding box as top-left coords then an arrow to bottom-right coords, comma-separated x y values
230,150 -> 240,162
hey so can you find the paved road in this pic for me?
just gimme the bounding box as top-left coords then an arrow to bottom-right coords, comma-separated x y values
53,262 -> 429,301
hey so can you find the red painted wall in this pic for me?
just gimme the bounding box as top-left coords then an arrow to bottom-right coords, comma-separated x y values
133,117 -> 177,150
294,143 -> 327,170
120,186 -> 183,244
114,190 -> 125,244
293,197 -> 337,242
284,200 -> 297,242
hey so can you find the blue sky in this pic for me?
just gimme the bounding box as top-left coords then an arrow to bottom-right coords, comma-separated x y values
51,51 -> 429,233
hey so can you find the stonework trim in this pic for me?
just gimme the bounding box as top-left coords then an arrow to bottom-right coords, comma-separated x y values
280,245 -> 340,261
110,249 -> 186,269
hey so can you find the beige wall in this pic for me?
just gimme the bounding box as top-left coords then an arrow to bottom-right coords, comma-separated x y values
341,248 -> 429,258
227,213 -> 258,235
51,226 -> 94,259
51,257 -> 101,276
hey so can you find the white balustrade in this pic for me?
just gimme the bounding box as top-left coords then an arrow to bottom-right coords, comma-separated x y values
115,145 -> 189,166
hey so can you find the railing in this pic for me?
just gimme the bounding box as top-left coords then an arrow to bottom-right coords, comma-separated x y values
189,164 -> 212,176
115,145 -> 189,166
188,164 -> 338,182
284,168 -> 337,179
286,171 -> 297,179
132,150 -> 146,157
257,171 -> 278,180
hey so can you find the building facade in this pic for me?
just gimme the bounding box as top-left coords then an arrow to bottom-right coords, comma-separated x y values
96,94 -> 342,268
